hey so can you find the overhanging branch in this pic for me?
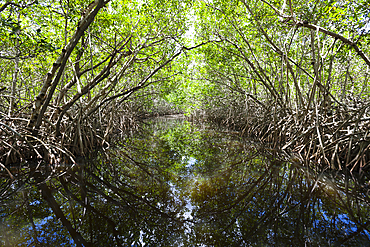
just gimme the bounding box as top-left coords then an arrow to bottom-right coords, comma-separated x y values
296,21 -> 370,68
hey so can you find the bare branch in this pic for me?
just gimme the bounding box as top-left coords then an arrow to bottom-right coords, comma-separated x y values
297,21 -> 370,68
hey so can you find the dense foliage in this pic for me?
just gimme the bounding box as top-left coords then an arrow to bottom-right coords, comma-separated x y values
1,1 -> 370,245
0,0 -> 369,169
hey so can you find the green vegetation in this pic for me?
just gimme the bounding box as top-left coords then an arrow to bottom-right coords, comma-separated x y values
2,119 -> 369,246
0,0 -> 369,171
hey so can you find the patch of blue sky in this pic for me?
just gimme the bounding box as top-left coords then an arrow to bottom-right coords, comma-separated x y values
25,215 -> 75,246
186,157 -> 197,168
35,215 -> 53,227
29,200 -> 41,206
319,209 -> 370,238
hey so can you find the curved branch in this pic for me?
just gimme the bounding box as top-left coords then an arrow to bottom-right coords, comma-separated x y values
297,21 -> 370,68
28,0 -> 109,130
258,0 -> 370,67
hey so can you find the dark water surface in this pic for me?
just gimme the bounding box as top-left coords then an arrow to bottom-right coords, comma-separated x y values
1,117 -> 370,246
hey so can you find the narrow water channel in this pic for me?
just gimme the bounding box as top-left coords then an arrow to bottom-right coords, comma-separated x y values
1,117 -> 370,246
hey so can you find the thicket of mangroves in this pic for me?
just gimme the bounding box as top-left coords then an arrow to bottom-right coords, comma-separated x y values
0,0 -> 370,173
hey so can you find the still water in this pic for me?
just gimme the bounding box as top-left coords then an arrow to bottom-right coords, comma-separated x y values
1,117 -> 370,246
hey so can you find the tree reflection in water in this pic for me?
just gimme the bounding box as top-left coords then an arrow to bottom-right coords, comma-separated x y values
1,118 -> 370,246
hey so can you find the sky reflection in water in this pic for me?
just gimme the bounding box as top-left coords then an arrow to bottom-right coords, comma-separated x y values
1,118 -> 370,246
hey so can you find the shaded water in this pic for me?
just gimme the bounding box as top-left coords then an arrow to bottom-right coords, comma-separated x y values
1,117 -> 370,246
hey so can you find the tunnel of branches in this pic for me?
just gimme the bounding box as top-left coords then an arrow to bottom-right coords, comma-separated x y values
0,0 -> 369,173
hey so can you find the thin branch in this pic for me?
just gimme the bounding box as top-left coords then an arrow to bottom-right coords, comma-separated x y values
296,21 -> 370,68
